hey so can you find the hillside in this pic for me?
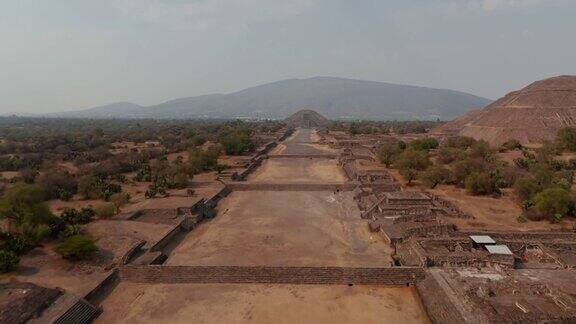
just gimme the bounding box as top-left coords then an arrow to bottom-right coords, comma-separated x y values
51,77 -> 491,120
432,75 -> 576,146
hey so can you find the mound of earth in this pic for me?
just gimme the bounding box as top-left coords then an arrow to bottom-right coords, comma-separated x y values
433,75 -> 576,146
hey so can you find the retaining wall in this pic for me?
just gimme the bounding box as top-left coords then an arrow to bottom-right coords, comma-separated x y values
456,230 -> 576,242
267,154 -> 337,159
119,265 -> 425,285
83,269 -> 120,305
226,182 -> 358,192
415,274 -> 467,324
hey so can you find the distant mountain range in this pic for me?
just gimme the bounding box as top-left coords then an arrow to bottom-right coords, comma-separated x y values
46,77 -> 491,120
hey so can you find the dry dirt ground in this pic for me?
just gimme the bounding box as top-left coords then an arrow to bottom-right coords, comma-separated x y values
167,191 -> 392,267
248,158 -> 347,183
99,129 -> 425,323
0,220 -> 172,296
97,283 -> 429,324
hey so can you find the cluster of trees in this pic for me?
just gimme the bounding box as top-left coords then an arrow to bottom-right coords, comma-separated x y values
380,136 -> 511,195
0,117 -> 285,272
331,120 -> 443,135
0,184 -> 99,272
381,128 -> 576,223
511,128 -> 576,222
0,118 -> 271,205
218,127 -> 255,155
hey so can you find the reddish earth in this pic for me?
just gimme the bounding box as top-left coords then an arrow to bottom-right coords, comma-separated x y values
97,283 -> 429,324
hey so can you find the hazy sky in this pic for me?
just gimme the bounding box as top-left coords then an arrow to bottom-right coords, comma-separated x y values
1,0 -> 575,114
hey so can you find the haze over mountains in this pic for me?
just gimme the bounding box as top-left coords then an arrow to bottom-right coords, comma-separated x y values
49,77 -> 491,120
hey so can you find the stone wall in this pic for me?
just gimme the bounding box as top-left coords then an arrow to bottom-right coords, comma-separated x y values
227,182 -> 358,192
268,154 -> 337,159
119,265 -> 425,285
83,270 -> 120,305
415,274 -> 467,324
456,230 -> 576,242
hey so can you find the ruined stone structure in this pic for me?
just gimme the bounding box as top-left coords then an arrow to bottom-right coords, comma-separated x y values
396,237 -> 515,268
285,109 -> 330,129
433,75 -> 576,146
418,268 -> 576,323
0,282 -> 62,324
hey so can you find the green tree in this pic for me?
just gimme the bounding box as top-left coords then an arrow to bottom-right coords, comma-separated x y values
0,184 -> 54,240
533,187 -> 573,219
54,235 -> 97,260
419,165 -> 450,189
378,143 -> 401,167
394,149 -> 431,184
219,130 -> 255,155
189,145 -> 220,172
464,172 -> 500,195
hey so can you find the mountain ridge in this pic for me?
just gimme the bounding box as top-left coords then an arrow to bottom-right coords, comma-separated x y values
47,76 -> 491,120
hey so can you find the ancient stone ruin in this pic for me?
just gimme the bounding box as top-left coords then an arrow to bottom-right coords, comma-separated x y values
285,109 -> 330,129
434,75 -> 576,146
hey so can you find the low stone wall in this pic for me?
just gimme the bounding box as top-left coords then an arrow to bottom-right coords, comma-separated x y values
148,216 -> 196,252
84,269 -> 120,305
360,183 -> 401,192
233,156 -> 265,181
121,240 -> 146,265
227,182 -> 358,192
456,230 -> 576,242
119,265 -> 425,285
267,154 -> 337,159
416,274 -> 467,324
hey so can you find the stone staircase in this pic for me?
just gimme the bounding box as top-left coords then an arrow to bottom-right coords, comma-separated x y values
31,294 -> 101,324
54,298 -> 100,324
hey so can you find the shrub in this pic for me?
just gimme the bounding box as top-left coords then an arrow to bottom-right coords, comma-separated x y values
533,187 -> 573,220
516,215 -> 527,223
409,138 -> 439,151
0,250 -> 19,273
59,224 -> 84,238
37,172 -> 77,200
500,139 -> 522,151
449,158 -> 486,187
437,147 -> 464,164
1,233 -> 32,255
556,127 -> 576,151
60,207 -> 95,225
464,172 -> 500,196
419,165 -> 450,189
444,136 -> 476,149
469,140 -> 494,160
110,193 -> 130,211
513,177 -> 541,201
54,235 -> 97,260
77,175 -> 121,200
94,203 -> 116,218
